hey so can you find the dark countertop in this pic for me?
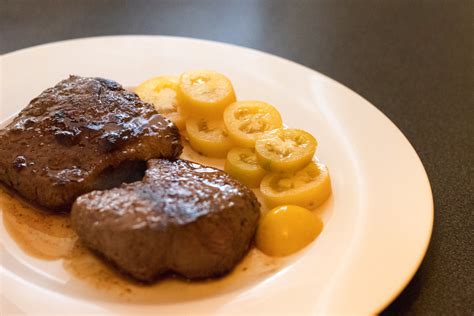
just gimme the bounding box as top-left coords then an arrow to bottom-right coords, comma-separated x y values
1,0 -> 473,314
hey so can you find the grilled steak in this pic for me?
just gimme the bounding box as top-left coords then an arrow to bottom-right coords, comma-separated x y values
0,76 -> 182,211
71,159 -> 260,282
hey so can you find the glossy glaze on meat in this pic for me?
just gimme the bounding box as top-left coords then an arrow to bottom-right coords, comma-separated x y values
71,159 -> 261,282
0,76 -> 182,211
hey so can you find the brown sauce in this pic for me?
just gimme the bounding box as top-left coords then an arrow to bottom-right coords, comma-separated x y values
0,144 -> 285,303
1,186 -> 76,260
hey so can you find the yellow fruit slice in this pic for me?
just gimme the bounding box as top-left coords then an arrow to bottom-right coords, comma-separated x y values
260,161 -> 331,209
178,70 -> 236,117
223,101 -> 283,148
255,128 -> 317,172
135,76 -> 186,130
186,117 -> 234,158
224,148 -> 266,188
256,205 -> 323,257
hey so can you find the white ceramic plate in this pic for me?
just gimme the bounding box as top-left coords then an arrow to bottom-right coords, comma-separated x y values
0,36 -> 433,315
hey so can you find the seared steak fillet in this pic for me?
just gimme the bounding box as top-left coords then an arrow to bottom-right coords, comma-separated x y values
71,159 -> 260,282
0,76 -> 182,211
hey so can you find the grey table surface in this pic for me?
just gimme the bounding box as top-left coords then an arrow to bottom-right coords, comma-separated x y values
1,0 -> 473,314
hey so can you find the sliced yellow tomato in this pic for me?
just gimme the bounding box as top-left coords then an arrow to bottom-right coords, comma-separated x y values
186,117 -> 233,158
260,161 -> 331,209
134,76 -> 186,130
178,70 -> 236,118
255,128 -> 317,172
224,148 -> 266,188
256,205 -> 323,257
223,101 -> 283,148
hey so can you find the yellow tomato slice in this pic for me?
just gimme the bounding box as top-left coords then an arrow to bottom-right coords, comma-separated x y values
224,148 -> 266,188
223,101 -> 283,148
134,76 -> 186,130
256,205 -> 323,257
260,161 -> 331,209
178,70 -> 236,118
186,117 -> 233,158
255,128 -> 317,172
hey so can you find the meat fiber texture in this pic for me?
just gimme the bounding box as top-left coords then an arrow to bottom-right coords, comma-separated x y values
0,76 -> 182,211
71,159 -> 261,282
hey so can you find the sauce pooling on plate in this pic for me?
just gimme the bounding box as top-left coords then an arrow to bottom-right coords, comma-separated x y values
0,185 -> 76,260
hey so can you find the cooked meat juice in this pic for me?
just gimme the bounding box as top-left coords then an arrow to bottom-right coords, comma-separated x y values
0,185 -> 75,260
